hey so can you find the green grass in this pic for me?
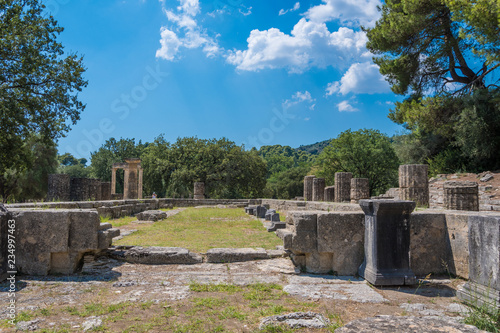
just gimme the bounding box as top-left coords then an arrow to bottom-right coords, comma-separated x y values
114,208 -> 282,252
108,216 -> 137,228
463,303 -> 500,332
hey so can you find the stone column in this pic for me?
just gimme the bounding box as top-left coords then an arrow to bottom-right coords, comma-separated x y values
111,168 -> 117,195
358,199 -> 416,286
123,158 -> 141,200
399,164 -> 429,206
444,181 -> 479,211
312,178 -> 325,201
324,186 -> 335,202
351,178 -> 370,203
194,182 -> 205,200
138,167 -> 143,199
304,175 -> 315,201
457,215 -> 500,312
335,172 -> 352,203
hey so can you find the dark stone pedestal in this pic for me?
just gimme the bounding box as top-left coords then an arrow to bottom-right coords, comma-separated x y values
255,206 -> 267,219
457,215 -> 500,313
358,199 -> 416,286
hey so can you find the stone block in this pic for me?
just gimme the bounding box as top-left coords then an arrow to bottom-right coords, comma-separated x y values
276,229 -> 293,249
350,178 -> 369,203
47,174 -> 71,202
293,212 -> 317,232
68,210 -> 99,251
110,246 -> 202,264
444,213 -> 470,278
50,251 -> 85,275
444,181 -> 479,211
317,212 -> 364,275
206,248 -> 269,263
256,206 -> 267,218
399,164 -> 429,188
458,215 -> 500,311
292,231 -> 317,253
136,210 -> 168,221
324,186 -> 335,202
267,221 -> 286,232
265,209 -> 277,221
409,212 -> 448,276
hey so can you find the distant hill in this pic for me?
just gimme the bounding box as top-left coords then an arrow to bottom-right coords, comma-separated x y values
295,139 -> 331,155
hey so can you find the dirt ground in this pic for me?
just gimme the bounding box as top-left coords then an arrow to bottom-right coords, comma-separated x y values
0,256 -> 470,332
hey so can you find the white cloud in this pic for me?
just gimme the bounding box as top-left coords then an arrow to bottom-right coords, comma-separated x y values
279,2 -> 300,16
239,6 -> 252,16
326,62 -> 390,95
156,0 -> 220,61
282,91 -> 316,109
156,28 -> 182,60
305,0 -> 381,27
226,18 -> 368,72
337,100 -> 359,112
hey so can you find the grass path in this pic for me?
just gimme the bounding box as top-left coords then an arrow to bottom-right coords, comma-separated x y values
113,207 -> 283,253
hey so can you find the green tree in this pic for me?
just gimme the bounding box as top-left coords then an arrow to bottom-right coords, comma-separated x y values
316,129 -> 399,195
0,0 -> 87,201
367,0 -> 500,174
265,166 -> 310,199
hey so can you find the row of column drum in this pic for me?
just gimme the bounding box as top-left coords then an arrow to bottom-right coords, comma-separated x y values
303,173 -> 369,203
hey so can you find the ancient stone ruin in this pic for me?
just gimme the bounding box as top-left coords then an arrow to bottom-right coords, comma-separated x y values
399,164 -> 429,206
334,172 -> 352,203
444,181 -> 479,211
350,178 -> 369,203
324,186 -> 335,202
312,177 -> 325,201
303,175 -> 315,201
111,158 -> 143,200
47,174 -> 110,202
193,182 -> 205,200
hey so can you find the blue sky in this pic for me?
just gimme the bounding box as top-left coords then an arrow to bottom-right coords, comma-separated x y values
51,0 -> 404,160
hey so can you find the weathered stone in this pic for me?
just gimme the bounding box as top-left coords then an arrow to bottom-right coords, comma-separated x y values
324,186 -> 335,202
255,205 -> 267,218
335,172 -> 352,203
0,206 -> 9,282
317,212 -> 364,275
457,215 -> 500,312
303,175 -> 315,201
336,315 -> 486,333
110,246 -> 202,264
47,174 -> 71,201
259,312 -> 329,330
265,209 -> 277,221
312,178 -> 325,201
267,221 -> 286,232
480,173 -> 494,182
399,164 -> 429,206
193,182 -> 205,200
358,200 -> 416,286
111,159 -> 143,200
100,182 -> 111,201
206,248 -> 268,263
350,178 -> 369,203
444,181 -> 479,211
70,178 -> 90,201
82,316 -> 103,332
135,210 -> 168,221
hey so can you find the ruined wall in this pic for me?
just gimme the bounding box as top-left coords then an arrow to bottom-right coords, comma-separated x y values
47,174 -> 71,201
8,209 -> 119,275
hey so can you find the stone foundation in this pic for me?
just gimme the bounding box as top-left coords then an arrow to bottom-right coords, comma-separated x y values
47,174 -> 71,201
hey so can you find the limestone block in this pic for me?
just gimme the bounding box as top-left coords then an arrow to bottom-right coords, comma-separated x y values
350,178 -> 369,203
68,210 -> 99,251
276,229 -> 293,250
110,246 -> 202,264
206,248 -> 268,263
12,210 -> 70,275
293,212 -> 317,232
399,164 -> 429,188
305,252 -> 333,274
444,181 -> 479,211
316,212 -> 364,275
409,212 -> 447,276
324,186 -> 335,202
445,213 -> 470,279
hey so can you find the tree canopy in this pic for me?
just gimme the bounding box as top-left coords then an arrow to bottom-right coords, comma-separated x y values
367,0 -> 500,174
316,129 -> 399,195
0,0 -> 87,201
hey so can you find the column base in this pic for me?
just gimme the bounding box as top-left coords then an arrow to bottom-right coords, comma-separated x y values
358,262 -> 416,286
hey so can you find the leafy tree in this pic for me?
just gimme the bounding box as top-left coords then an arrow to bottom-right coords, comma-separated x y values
0,0 -> 87,201
258,145 -> 313,178
0,135 -> 58,202
316,129 -> 399,195
265,166 -> 310,199
367,0 -> 500,173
